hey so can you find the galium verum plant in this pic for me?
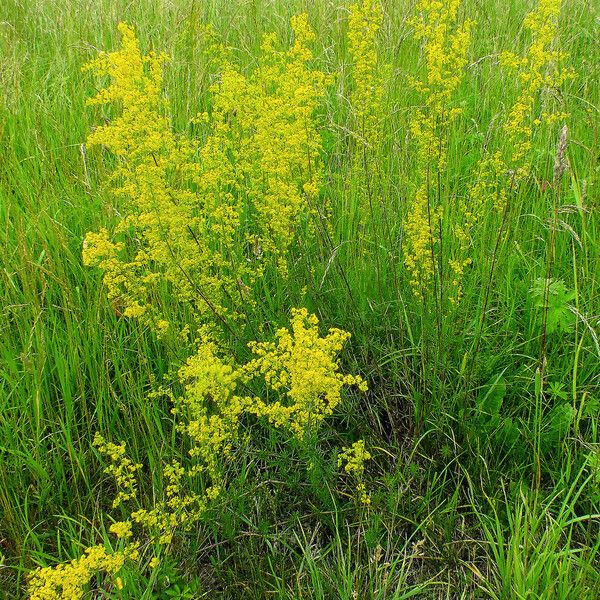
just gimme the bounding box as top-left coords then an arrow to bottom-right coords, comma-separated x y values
83,17 -> 330,338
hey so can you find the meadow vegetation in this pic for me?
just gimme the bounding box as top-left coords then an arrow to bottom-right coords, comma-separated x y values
0,0 -> 598,597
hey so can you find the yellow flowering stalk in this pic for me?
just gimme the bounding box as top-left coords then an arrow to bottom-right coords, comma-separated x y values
94,433 -> 211,547
449,0 -> 574,301
28,543 -> 138,600
231,14 -> 331,275
197,14 -> 331,276
28,440 -> 144,598
499,0 -> 574,172
130,460 -> 209,546
337,439 -> 372,505
82,23 -> 248,338
174,309 -> 366,445
403,0 -> 473,298
114,308 -> 365,543
449,151 -> 507,302
346,0 -> 391,258
174,338 -> 253,482
243,308 -> 367,438
84,19 -> 330,337
348,0 -> 387,165
93,433 -> 142,508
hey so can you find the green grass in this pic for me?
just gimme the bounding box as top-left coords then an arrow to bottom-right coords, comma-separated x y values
1,0 -> 598,597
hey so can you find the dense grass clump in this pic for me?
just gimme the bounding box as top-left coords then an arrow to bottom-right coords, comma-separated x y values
1,0 -> 598,598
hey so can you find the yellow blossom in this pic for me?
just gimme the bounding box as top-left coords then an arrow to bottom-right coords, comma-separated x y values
109,521 -> 133,540
403,0 -> 472,297
499,0 -> 574,168
348,0 -> 387,158
93,433 -> 142,508
449,0 -> 574,302
338,440 -> 372,505
338,439 -> 372,476
243,308 -> 367,438
83,19 -> 331,337
28,544 -> 135,600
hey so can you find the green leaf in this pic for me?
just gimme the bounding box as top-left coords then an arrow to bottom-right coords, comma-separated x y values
499,417 -> 519,447
476,373 -> 507,422
530,278 -> 576,335
544,403 -> 574,447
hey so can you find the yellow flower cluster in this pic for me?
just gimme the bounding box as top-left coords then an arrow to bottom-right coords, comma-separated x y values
346,0 -> 391,243
403,0 -> 472,297
95,432 -> 211,547
449,0 -> 573,301
409,1 -> 472,113
82,22 -> 242,338
93,433 -> 142,508
348,1 -> 387,161
220,13 -> 330,274
28,439 -> 143,598
338,439 -> 371,476
109,521 -> 133,540
448,151 -> 507,302
337,439 -> 372,505
28,544 -> 136,600
176,308 -> 366,445
83,18 -> 330,338
500,0 -> 574,170
131,308 -> 365,544
174,339 -> 252,481
99,430 -> 208,555
403,183 -> 439,300
130,460 -> 208,545
244,308 -> 367,438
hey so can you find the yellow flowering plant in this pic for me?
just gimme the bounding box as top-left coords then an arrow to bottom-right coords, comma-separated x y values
449,0 -> 574,302
232,14 -> 332,275
348,0 -> 387,163
346,0 -> 391,248
337,439 -> 372,505
243,308 -> 368,439
499,0 -> 574,171
82,23 -> 227,339
28,543 -> 138,600
403,0 -> 473,299
83,18 -> 331,340
27,308 -> 365,597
